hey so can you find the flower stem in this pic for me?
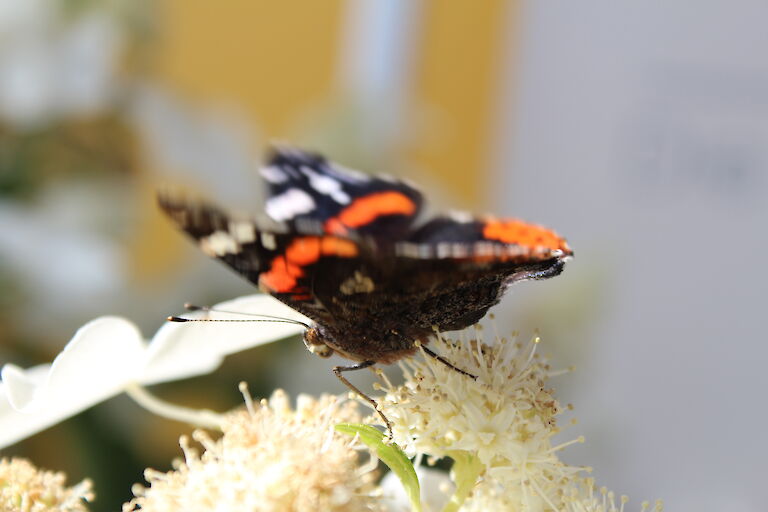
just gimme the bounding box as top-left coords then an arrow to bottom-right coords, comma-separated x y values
441,451 -> 484,512
125,383 -> 224,428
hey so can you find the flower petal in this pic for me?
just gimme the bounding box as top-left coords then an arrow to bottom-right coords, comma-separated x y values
0,316 -> 145,448
0,296 -> 308,449
140,295 -> 307,384
1,364 -> 41,411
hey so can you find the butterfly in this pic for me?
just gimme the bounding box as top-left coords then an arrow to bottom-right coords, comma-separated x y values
159,146 -> 572,429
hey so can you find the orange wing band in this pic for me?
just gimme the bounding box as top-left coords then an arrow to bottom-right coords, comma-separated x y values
324,191 -> 416,235
260,236 -> 359,293
482,219 -> 571,254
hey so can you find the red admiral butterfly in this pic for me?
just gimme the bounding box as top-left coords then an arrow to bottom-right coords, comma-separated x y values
160,147 -> 572,428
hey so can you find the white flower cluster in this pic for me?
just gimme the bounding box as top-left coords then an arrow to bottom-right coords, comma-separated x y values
0,457 -> 93,511
123,389 -> 382,512
375,331 -> 660,511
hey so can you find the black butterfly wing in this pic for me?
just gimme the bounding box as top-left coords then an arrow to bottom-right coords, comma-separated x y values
159,194 -> 266,284
400,214 -> 572,293
158,193 -> 368,326
261,147 -> 424,241
404,214 -> 571,273
308,215 -> 572,339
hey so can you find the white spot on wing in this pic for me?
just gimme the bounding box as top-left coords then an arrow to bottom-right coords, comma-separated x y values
260,165 -> 289,183
266,188 -> 316,221
260,232 -> 277,250
339,271 -> 375,294
301,166 -> 351,204
451,244 -> 469,258
201,231 -> 239,256
229,221 -> 256,243
447,210 -> 475,223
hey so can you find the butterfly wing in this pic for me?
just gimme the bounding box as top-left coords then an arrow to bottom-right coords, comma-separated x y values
400,214 -> 572,291
158,193 -> 368,326
307,214 -> 572,338
261,147 -> 423,241
404,214 -> 571,269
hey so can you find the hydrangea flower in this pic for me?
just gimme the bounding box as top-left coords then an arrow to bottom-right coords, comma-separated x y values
0,295 -> 306,448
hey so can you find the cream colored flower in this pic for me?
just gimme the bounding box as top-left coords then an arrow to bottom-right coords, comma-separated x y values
375,330 -> 655,511
0,457 -> 93,512
378,332 -> 580,481
560,478 -> 663,512
124,389 -> 382,512
460,475 -> 663,512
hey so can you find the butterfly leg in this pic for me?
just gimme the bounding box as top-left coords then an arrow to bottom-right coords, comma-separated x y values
333,361 -> 394,438
421,345 -> 477,380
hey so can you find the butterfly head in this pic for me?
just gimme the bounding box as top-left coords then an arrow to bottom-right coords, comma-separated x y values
303,325 -> 334,358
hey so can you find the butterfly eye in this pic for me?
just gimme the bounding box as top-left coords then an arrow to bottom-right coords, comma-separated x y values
303,327 -> 334,358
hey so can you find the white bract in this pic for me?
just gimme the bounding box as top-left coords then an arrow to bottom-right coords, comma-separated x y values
0,295 -> 307,448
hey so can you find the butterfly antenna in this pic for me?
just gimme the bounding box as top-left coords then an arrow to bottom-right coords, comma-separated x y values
168,303 -> 310,329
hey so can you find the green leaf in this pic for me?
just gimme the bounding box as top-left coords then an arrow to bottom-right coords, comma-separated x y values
335,423 -> 422,512
441,450 -> 484,512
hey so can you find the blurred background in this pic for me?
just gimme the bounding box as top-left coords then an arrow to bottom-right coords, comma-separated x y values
1,1 -> 766,510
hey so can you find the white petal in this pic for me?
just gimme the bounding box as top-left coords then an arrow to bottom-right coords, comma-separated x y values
1,364 -> 39,410
0,316 -> 146,448
0,388 -> 50,449
0,297 -> 307,448
140,295 -> 307,385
